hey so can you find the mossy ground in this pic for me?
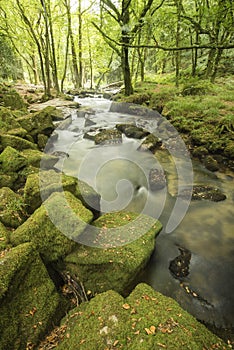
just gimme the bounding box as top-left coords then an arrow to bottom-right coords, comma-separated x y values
118,77 -> 234,169
40,283 -> 226,350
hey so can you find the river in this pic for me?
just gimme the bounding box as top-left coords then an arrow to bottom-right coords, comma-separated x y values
46,96 -> 234,336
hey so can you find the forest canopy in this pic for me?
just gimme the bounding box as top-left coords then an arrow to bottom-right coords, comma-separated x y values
0,0 -> 233,96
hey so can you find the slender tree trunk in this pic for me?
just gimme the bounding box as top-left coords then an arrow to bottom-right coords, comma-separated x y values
61,24 -> 70,92
211,48 -> 223,82
206,47 -> 216,78
78,0 -> 82,88
47,0 -> 60,93
175,0 -> 182,87
40,0 -> 51,98
121,0 -> 133,96
64,0 -> 79,89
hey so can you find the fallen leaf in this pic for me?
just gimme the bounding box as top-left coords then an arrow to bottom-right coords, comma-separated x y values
122,303 -> 131,310
150,325 -> 156,334
134,330 -> 140,335
145,327 -> 152,335
113,340 -> 119,346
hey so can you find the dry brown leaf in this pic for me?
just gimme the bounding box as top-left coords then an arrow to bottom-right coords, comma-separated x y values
122,303 -> 131,310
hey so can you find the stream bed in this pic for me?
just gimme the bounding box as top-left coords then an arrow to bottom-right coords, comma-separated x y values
47,97 -> 234,337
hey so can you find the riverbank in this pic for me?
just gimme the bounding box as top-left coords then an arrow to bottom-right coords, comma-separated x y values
116,77 -> 234,173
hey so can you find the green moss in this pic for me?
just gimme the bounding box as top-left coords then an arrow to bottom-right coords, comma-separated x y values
20,149 -> 59,168
11,191 -> 93,263
0,243 -> 65,350
17,107 -> 55,138
0,221 -> 10,251
0,86 -> 26,110
0,187 -> 27,228
52,283 -> 226,350
75,179 -> 101,217
0,133 -> 37,151
24,170 -> 77,213
0,172 -> 18,189
0,146 -> 27,173
0,106 -> 22,131
63,212 -> 162,295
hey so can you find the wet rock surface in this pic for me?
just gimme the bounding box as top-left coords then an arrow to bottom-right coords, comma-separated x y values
169,246 -> 191,279
179,185 -> 227,202
149,168 -> 167,191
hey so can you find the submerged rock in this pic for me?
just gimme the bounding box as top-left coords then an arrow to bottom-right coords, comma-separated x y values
94,128 -> 122,145
169,246 -> 191,279
11,191 -> 93,263
204,155 -> 219,172
63,211 -> 162,295
138,133 -> 162,152
0,243 -> 65,350
179,185 -> 226,202
43,283 -> 226,350
149,168 -> 166,191
116,123 -> 149,139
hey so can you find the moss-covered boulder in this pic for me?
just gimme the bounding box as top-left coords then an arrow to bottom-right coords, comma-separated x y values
0,222 -> 9,251
45,283 -> 226,350
0,146 -> 27,173
24,170 -> 100,215
63,212 -> 162,295
17,107 -> 55,141
0,84 -> 26,110
11,191 -> 93,263
0,243 -> 65,350
0,187 -> 27,228
0,172 -> 18,189
21,149 -> 59,168
0,106 -> 24,131
0,134 -> 37,151
24,170 -> 77,213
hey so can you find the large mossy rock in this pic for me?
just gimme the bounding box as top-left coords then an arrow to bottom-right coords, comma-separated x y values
48,283 -> 225,350
24,170 -> 77,214
11,191 -> 93,263
17,107 -> 55,141
0,133 -> 37,151
24,169 -> 100,215
0,106 -> 25,132
0,187 -> 27,228
0,146 -> 27,173
21,149 -> 59,168
0,243 -> 65,350
0,84 -> 26,110
63,212 -> 162,295
0,222 -> 9,251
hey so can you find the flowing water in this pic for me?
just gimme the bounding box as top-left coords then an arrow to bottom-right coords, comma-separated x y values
48,97 -> 234,332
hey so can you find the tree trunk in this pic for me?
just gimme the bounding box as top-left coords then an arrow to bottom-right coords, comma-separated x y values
211,48 -> 223,82
64,0 -> 80,89
47,0 -> 60,94
206,47 -> 216,78
121,0 -> 133,96
61,23 -> 70,92
175,0 -> 182,87
78,0 -> 83,88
